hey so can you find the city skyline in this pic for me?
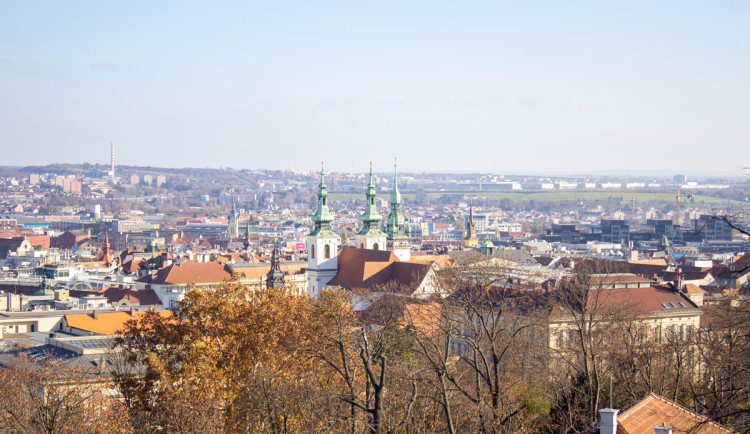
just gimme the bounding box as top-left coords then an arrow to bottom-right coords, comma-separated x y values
2,1 -> 749,173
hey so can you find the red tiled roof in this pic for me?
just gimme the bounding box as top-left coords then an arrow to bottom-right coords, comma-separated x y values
553,287 -> 699,317
618,393 -> 732,434
590,274 -> 655,284
140,262 -> 234,285
327,248 -> 430,293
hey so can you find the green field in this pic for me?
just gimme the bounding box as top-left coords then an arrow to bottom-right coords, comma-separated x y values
328,191 -> 744,205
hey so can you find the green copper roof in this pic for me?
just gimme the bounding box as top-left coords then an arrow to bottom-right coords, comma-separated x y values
390,159 -> 401,204
310,162 -> 335,237
34,276 -> 54,296
358,162 -> 384,236
385,159 -> 409,241
228,198 -> 237,220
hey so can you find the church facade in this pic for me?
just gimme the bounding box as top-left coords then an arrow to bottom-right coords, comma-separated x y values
304,161 -> 446,302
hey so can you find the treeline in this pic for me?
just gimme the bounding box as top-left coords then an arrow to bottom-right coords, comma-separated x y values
1,263 -> 749,433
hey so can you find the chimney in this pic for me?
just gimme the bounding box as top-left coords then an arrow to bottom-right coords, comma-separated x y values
130,307 -> 136,316
654,423 -> 673,434
92,309 -> 98,320
598,409 -> 618,434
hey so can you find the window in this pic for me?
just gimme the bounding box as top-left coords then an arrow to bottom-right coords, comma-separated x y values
373,243 -> 379,250
324,244 -> 331,259
310,245 -> 315,259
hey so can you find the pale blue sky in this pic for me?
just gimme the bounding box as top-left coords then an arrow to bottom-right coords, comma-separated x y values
1,1 -> 748,174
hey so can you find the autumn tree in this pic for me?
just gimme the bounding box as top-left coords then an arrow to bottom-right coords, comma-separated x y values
311,290 -> 419,434
115,281 -> 334,432
0,355 -> 130,434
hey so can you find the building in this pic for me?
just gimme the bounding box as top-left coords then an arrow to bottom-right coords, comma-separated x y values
549,286 -> 701,355
227,200 -> 239,239
326,248 -> 443,309
600,219 -> 630,244
306,164 -> 339,297
137,261 -> 235,308
466,212 -> 488,232
647,219 -> 683,243
355,163 -> 386,251
593,393 -> 732,434
697,215 -> 733,241
384,163 -> 411,261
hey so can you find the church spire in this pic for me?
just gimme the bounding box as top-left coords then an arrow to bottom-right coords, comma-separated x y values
228,198 -> 239,239
266,230 -> 285,290
310,161 -> 334,237
390,157 -> 401,205
385,158 -> 406,240
358,161 -> 384,236
384,158 -> 410,261
464,202 -> 478,247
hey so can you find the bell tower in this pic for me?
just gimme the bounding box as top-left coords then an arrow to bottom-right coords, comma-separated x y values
356,162 -> 386,251
384,158 -> 410,261
306,162 -> 339,297
227,199 -> 239,239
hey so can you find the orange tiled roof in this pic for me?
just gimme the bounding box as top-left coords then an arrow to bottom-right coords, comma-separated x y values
618,393 -> 732,434
65,310 -> 172,335
629,259 -> 668,266
684,283 -> 707,294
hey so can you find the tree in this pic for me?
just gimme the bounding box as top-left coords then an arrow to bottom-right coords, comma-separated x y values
0,355 -> 130,433
115,282 -> 334,432
311,290 -> 419,434
545,260 -> 634,432
340,228 -> 349,246
405,256 -> 549,433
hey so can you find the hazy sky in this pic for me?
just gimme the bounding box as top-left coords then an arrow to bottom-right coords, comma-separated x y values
1,1 -> 748,174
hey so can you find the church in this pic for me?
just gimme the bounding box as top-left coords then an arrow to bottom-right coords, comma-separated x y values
305,161 -> 446,301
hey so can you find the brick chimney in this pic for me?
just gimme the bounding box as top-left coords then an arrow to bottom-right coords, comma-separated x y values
92,309 -> 98,320
598,409 -> 618,434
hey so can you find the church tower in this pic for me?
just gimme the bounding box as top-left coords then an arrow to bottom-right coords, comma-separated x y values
228,199 -> 239,239
266,234 -> 285,290
306,162 -> 339,297
356,162 -> 386,251
464,204 -> 479,248
384,159 -> 411,261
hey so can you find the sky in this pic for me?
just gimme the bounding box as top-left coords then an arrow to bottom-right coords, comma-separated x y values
1,1 -> 749,175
